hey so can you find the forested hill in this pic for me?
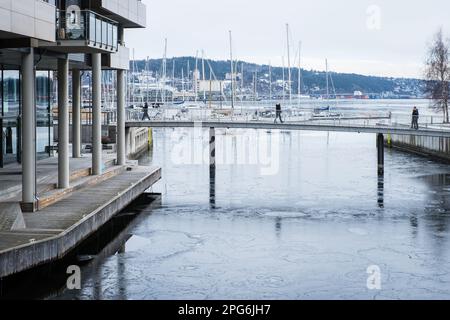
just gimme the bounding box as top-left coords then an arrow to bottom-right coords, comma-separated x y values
130,57 -> 424,97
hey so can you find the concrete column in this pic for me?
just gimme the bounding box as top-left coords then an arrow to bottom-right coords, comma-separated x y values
21,49 -> 36,209
377,133 -> 384,177
58,57 -> 70,189
92,53 -> 102,175
117,69 -> 126,165
72,69 -> 81,158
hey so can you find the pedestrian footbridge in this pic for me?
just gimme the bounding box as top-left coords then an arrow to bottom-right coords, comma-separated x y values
126,118 -> 450,179
125,120 -> 450,138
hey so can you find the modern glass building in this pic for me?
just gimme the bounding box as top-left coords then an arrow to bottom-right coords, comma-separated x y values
0,69 -> 21,166
0,69 -> 54,167
0,0 -> 146,211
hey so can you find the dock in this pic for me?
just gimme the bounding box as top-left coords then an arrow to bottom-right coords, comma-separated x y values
0,156 -> 161,278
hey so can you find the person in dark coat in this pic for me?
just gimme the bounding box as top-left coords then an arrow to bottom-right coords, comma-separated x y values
142,102 -> 151,121
274,103 -> 284,123
411,106 -> 419,130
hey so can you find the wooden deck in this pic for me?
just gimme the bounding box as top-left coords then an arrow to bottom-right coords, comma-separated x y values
0,165 -> 161,278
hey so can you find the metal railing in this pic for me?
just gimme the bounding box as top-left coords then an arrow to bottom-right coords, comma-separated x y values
53,109 -> 117,126
56,9 -> 119,51
124,105 -> 450,133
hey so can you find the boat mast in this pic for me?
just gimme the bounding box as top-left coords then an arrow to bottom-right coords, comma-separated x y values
132,48 -> 141,106
162,38 -> 168,104
229,30 -> 235,109
269,61 -> 272,102
146,56 -> 149,104
234,59 -> 238,103
187,60 -> 190,92
298,41 -> 302,107
241,62 -> 244,100
286,23 -> 292,107
253,71 -> 257,102
181,68 -> 185,101
194,50 -> 198,102
282,56 -> 286,105
130,49 -> 135,106
325,58 -> 329,101
209,70 -> 212,108
172,59 -> 175,103
202,50 -> 206,101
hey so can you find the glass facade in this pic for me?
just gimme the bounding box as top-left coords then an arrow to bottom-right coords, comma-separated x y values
36,71 -> 54,160
55,0 -> 119,51
1,70 -> 21,166
0,68 -> 53,167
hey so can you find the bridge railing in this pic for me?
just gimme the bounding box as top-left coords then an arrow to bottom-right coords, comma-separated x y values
127,106 -> 392,125
125,106 -> 450,132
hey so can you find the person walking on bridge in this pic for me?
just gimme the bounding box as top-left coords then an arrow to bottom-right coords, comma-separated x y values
142,102 -> 151,121
274,103 -> 284,123
411,106 -> 419,130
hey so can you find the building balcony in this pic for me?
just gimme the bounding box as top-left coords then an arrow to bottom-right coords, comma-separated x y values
39,9 -> 119,54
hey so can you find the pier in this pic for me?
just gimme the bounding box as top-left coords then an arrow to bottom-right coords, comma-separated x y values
0,156 -> 161,278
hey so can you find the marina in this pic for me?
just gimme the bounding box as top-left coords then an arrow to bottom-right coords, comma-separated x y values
1,0 -> 450,304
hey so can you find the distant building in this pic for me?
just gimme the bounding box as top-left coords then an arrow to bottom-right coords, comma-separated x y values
198,80 -> 224,93
225,72 -> 242,81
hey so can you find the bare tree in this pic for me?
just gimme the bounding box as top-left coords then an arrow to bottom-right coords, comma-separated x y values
424,28 -> 450,123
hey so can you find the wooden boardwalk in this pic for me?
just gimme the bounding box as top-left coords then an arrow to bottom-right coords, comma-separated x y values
0,165 -> 161,278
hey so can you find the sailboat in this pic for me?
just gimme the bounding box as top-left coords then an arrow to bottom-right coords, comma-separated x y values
313,59 -> 342,118
173,100 -> 185,105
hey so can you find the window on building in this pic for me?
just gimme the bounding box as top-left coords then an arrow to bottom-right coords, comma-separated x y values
36,71 -> 53,158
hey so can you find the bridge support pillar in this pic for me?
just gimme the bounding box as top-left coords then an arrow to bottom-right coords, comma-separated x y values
209,127 -> 216,168
377,133 -> 384,177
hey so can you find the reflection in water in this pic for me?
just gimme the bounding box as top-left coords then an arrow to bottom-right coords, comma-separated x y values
117,251 -> 127,300
377,177 -> 384,208
275,217 -> 282,238
0,194 -> 161,300
422,174 -> 450,214
209,166 -> 216,209
93,264 -> 102,300
19,128 -> 450,299
420,174 -> 450,258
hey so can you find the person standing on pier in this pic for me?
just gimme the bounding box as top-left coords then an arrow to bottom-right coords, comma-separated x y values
142,102 -> 151,121
274,103 -> 284,123
411,106 -> 419,130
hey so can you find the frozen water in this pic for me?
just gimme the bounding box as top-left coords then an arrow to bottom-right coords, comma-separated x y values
54,127 -> 450,300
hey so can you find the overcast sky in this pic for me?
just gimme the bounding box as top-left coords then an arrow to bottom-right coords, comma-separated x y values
125,0 -> 450,78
